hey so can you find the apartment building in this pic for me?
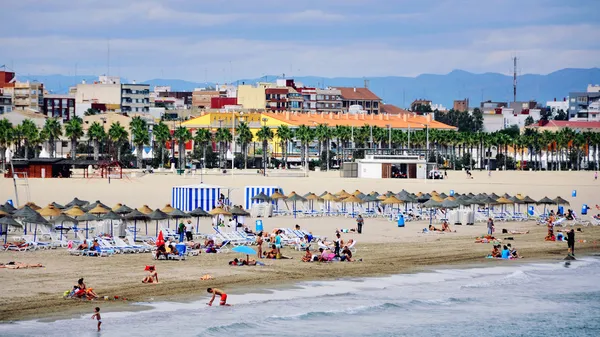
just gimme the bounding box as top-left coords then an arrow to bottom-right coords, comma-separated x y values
453,98 -> 469,112
0,91 -> 12,114
43,94 -> 75,121
297,87 -> 317,113
0,71 -> 16,89
315,88 -> 342,113
121,83 -> 150,113
4,81 -> 44,111
192,90 -> 221,109
410,99 -> 432,112
335,87 -> 382,114
568,85 -> 600,121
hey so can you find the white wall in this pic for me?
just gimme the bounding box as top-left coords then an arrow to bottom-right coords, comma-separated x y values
416,164 -> 427,179
75,84 -> 121,104
358,162 -> 382,179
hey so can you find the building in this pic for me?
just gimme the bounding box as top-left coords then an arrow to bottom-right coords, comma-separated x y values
357,153 -> 427,179
453,98 -> 469,112
527,120 -> 600,133
75,79 -> 121,105
335,87 -> 382,114
211,97 -> 238,109
297,87 -> 317,113
4,81 -> 44,111
0,92 -> 12,114
315,88 -> 342,113
568,86 -> 600,121
0,71 -> 16,89
480,101 -> 508,114
237,84 -> 267,110
121,83 -> 150,113
482,103 -> 542,132
192,90 -> 221,109
410,99 -> 432,112
154,87 -> 193,109
381,104 -> 409,115
546,98 -> 569,114
43,94 -> 75,121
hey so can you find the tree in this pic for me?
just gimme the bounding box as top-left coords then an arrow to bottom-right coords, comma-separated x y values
237,122 -> 253,169
524,116 -> 535,126
108,122 -> 128,162
152,121 -> 171,167
64,118 -> 84,160
84,108 -> 100,116
20,119 -> 38,159
0,118 -> 13,170
276,125 -> 293,169
87,121 -> 106,161
334,125 -> 352,166
174,126 -> 192,169
194,128 -> 212,170
294,125 -> 313,167
214,127 -> 232,168
130,116 -> 149,168
256,125 -> 274,171
42,118 -> 63,158
554,109 -> 568,121
315,124 -> 334,170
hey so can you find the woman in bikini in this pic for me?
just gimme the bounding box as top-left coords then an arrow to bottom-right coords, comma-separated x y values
142,265 -> 159,283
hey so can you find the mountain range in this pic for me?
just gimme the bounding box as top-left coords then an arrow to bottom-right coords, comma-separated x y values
31,68 -> 600,109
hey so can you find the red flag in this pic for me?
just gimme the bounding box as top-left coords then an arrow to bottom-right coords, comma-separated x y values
156,231 -> 165,247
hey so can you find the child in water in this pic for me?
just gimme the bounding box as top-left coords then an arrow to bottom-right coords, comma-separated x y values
91,307 -> 101,331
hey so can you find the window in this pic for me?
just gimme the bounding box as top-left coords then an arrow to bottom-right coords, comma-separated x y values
62,141 -> 68,148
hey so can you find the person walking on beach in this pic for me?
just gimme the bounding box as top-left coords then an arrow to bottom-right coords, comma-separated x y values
185,220 -> 193,241
356,215 -> 364,234
178,221 -> 185,243
91,307 -> 102,331
567,229 -> 575,256
256,232 -> 263,258
487,218 -> 494,235
207,288 -> 230,306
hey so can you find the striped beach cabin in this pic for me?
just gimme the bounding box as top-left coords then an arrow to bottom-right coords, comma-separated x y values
172,184 -> 223,212
244,186 -> 282,210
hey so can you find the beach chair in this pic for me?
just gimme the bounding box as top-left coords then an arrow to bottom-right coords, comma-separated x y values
4,242 -> 36,252
126,235 -> 156,251
113,237 -> 147,253
22,235 -> 53,250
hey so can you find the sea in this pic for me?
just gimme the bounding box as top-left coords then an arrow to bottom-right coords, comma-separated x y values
2,257 -> 600,337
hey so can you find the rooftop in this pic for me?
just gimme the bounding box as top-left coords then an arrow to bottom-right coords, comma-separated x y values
381,104 -> 410,115
334,87 -> 381,101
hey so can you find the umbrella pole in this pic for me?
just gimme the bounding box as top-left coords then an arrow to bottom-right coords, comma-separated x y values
85,221 -> 89,239
134,220 -> 137,241
156,220 -> 159,237
34,223 -> 38,242
196,217 -> 199,234
293,201 -> 296,219
110,220 -> 114,237
145,221 -> 148,236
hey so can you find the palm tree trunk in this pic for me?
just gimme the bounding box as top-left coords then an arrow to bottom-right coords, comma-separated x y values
137,145 -> 143,168
71,139 -> 76,160
93,139 -> 99,161
325,139 -> 330,171
117,143 -> 122,162
202,143 -> 207,170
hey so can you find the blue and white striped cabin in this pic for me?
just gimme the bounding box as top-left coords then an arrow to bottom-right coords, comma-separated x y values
244,186 -> 282,210
172,184 -> 222,212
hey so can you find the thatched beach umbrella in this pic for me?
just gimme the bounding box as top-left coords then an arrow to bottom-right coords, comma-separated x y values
64,205 -> 86,217
381,195 -> 402,205
271,191 -> 287,200
304,193 -> 320,213
520,196 -> 536,204
537,196 -> 554,214
441,199 -> 460,209
553,196 -> 570,206
502,193 -> 512,199
166,208 -> 190,235
138,205 -> 153,215
286,192 -> 307,218
335,189 -> 352,199
438,192 -> 448,199
252,192 -> 271,202
342,195 -> 364,217
230,206 -> 250,216
84,200 -> 110,212
0,209 -> 8,217
423,198 -> 442,224
488,193 -> 500,200
65,198 -> 88,208
148,209 -> 169,236
321,192 -> 338,214
50,202 -> 65,209
0,216 -> 22,244
88,205 -> 109,215
189,207 -> 210,234
38,204 -> 62,218
160,204 -> 175,214
112,203 -> 123,211
23,202 -> 41,211
101,211 -> 122,237
3,202 -> 17,213
12,205 -> 38,235
115,204 -> 134,215
77,213 -> 97,239
369,191 -> 380,197
209,207 -> 232,216
51,213 -> 78,240
23,212 -> 50,241
123,209 -> 149,241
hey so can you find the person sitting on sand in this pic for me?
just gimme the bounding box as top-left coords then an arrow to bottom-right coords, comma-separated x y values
501,245 -> 511,259
155,244 -> 168,259
318,247 -> 335,262
340,246 -> 353,262
545,232 -> 556,241
429,224 -> 441,232
301,248 -> 313,262
507,244 -> 521,258
142,265 -> 159,283
491,245 -> 501,258
441,221 -> 453,232
77,241 -> 89,250
264,244 -> 278,259
78,278 -> 99,299
168,243 -> 179,256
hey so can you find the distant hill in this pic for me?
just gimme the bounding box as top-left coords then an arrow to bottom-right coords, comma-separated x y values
35,68 -> 600,108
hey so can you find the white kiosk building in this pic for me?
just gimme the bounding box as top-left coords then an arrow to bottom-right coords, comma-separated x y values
357,154 -> 428,179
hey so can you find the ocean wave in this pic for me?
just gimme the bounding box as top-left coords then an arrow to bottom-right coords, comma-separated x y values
461,270 -> 537,289
203,322 -> 258,334
243,291 -> 357,306
408,297 -> 473,306
270,302 -> 401,321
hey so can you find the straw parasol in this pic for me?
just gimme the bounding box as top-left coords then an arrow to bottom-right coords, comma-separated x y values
51,213 -> 79,240
553,196 -> 570,205
270,191 -> 287,200
381,196 -> 402,205
115,204 -> 134,215
444,196 -> 457,201
361,194 -> 379,202
520,196 -> 536,204
101,211 -> 122,237
38,204 -> 62,217
252,192 -> 271,202
64,205 -> 86,217
84,200 -> 110,212
123,209 -> 150,241
537,197 -> 554,205
304,193 -> 320,213
50,202 -> 65,209
423,198 -> 442,208
148,209 -> 169,236
23,202 -> 41,211
319,191 -> 329,198
342,195 -> 364,217
230,206 -> 250,216
502,193 -> 512,199
76,213 -> 97,239
438,192 -> 448,199
430,190 -> 439,196
65,197 -> 88,208
169,208 -> 190,219
88,205 -> 109,215
209,207 -> 232,216
13,205 -> 40,219
22,212 -> 51,241
352,189 -> 365,197
335,189 -> 352,199
0,209 -> 8,217
3,202 -> 17,213
286,192 -> 306,218
496,197 -> 513,204
160,204 -> 175,214
138,205 -> 154,215
369,191 -> 380,197
0,216 -> 22,244
488,193 -> 500,200
189,207 -> 210,217
441,199 -> 460,208
112,203 -> 123,211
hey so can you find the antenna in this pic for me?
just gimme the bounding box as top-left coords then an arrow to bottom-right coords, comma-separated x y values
513,56 -> 517,103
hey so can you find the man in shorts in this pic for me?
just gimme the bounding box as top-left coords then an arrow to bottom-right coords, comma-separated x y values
207,288 -> 230,306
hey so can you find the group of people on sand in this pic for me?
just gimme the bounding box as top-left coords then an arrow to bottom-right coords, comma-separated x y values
67,278 -> 99,300
489,244 -> 521,259
302,230 -> 356,263
427,220 -> 455,233
0,262 -> 43,269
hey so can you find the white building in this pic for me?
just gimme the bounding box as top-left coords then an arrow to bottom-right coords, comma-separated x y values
357,154 -> 427,179
546,98 -> 569,115
588,84 -> 600,93
121,83 -> 150,113
483,108 -> 541,132
75,80 -> 121,105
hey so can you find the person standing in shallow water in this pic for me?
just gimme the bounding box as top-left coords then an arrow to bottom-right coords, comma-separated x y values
567,229 -> 575,256
356,215 -> 364,234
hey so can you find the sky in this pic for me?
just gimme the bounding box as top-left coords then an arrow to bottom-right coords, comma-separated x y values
1,0 -> 599,83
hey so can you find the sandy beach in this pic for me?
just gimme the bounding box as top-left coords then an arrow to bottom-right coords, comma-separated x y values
1,170 -> 600,322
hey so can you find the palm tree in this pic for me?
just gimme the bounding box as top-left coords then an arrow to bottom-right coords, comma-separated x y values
0,118 -> 13,170
64,118 -> 84,160
108,122 -> 128,162
87,121 -> 106,161
315,124 -> 335,170
256,125 -> 274,171
152,121 -> 171,167
295,125 -> 313,167
174,126 -> 192,169
237,122 -> 253,169
371,126 -> 387,149
130,116 -> 149,168
42,118 -> 63,158
194,128 -> 212,169
215,127 -> 232,168
276,125 -> 293,168
29,127 -> 46,158
20,119 -> 38,159
335,125 -> 352,166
